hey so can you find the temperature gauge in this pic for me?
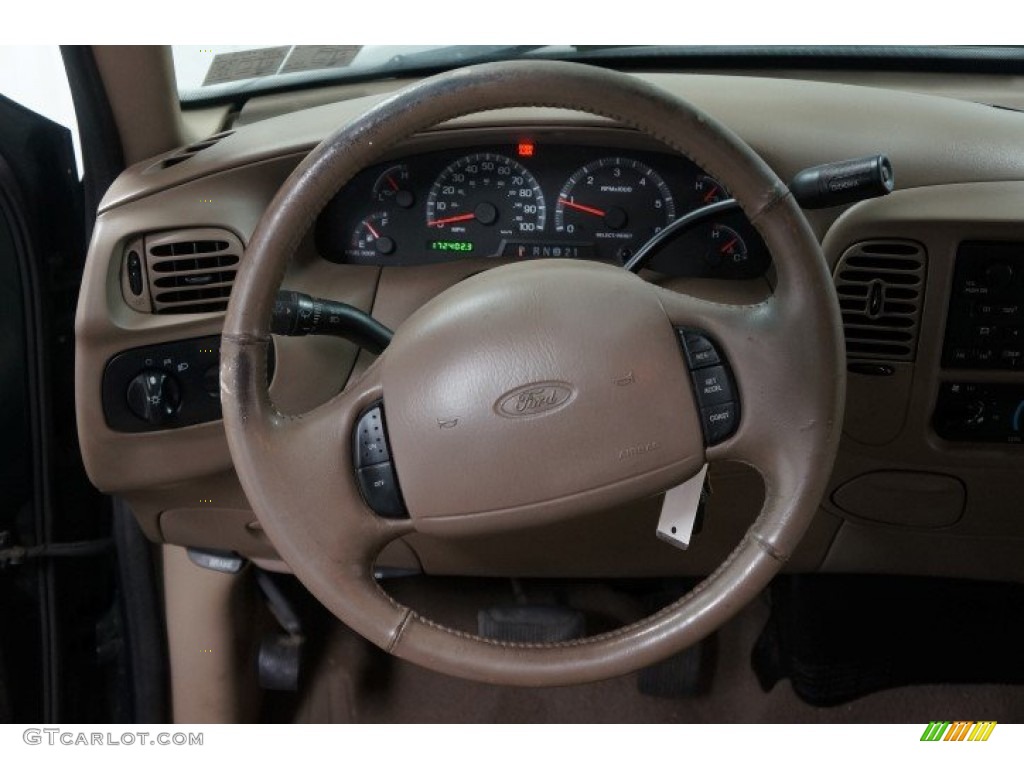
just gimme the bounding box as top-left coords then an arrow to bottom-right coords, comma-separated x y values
347,212 -> 397,261
703,224 -> 747,267
372,164 -> 415,209
694,174 -> 728,205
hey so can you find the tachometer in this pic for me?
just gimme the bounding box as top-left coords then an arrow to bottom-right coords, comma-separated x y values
554,157 -> 675,263
425,153 -> 546,255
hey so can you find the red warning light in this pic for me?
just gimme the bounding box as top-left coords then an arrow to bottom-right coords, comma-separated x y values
517,141 -> 535,158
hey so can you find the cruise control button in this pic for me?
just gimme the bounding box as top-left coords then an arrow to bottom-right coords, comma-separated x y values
701,401 -> 739,445
691,365 -> 735,407
357,462 -> 406,519
679,330 -> 720,369
354,405 -> 390,468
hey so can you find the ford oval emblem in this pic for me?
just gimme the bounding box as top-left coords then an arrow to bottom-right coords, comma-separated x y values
495,381 -> 576,419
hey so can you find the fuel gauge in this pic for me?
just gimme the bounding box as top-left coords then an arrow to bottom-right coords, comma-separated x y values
372,164 -> 415,209
347,212 -> 397,261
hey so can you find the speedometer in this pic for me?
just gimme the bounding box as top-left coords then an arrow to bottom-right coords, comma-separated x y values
425,153 -> 545,255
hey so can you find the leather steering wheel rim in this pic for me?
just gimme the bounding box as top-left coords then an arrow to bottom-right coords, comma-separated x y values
220,60 -> 845,686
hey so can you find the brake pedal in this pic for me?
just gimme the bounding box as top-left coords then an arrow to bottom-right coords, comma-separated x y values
478,604 -> 585,643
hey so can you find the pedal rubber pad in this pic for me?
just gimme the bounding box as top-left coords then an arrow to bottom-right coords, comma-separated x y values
477,604 -> 585,643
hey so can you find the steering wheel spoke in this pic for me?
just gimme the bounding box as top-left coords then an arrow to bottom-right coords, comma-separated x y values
221,340 -> 412,563
655,259 -> 844,559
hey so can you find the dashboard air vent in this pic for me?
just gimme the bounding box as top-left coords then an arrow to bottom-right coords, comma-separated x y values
142,228 -> 244,314
833,240 -> 927,361
158,131 -> 234,169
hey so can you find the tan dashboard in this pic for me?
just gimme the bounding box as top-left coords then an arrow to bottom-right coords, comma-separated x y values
75,72 -> 1024,582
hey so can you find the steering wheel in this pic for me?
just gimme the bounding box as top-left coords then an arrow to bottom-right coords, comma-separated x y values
220,60 -> 844,686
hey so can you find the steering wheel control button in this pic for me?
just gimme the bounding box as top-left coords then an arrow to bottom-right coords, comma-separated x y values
674,327 -> 740,445
679,330 -> 720,369
691,365 -> 735,407
356,462 -> 406,519
354,405 -> 391,468
352,403 -> 407,518
700,402 -> 739,445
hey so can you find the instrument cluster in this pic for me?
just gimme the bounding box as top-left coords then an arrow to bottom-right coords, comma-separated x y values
315,140 -> 771,279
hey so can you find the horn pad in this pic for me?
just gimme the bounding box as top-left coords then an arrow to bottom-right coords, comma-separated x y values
381,260 -> 706,536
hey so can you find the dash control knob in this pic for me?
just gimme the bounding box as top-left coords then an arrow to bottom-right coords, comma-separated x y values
126,369 -> 182,426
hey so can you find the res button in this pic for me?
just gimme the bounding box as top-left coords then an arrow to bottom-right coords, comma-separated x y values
679,330 -> 721,369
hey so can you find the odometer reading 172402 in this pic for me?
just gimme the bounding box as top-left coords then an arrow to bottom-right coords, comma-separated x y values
425,153 -> 546,255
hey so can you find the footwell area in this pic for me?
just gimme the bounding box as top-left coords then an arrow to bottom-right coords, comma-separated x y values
753,575 -> 1024,706
260,575 -> 1024,723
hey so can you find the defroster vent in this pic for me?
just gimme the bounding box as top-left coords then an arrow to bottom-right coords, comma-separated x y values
155,131 -> 234,170
833,240 -> 926,361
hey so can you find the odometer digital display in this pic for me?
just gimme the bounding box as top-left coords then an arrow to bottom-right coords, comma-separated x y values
429,240 -> 474,253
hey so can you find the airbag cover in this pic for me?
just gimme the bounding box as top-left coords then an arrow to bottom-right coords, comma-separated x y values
381,260 -> 705,534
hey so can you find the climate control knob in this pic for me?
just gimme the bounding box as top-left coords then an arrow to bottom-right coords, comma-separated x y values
126,369 -> 181,426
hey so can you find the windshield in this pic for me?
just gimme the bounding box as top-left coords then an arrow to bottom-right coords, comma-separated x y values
172,45 -> 1024,105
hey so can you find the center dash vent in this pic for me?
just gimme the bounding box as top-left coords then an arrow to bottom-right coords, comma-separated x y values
132,228 -> 244,314
156,131 -> 234,170
833,240 -> 927,361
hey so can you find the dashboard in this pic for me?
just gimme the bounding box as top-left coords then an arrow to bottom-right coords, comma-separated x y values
315,141 -> 770,279
75,70 -> 1024,588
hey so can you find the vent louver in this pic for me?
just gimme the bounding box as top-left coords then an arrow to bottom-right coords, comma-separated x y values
833,240 -> 926,361
157,131 -> 234,169
143,228 -> 244,314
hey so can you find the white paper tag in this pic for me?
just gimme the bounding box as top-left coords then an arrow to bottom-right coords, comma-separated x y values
656,464 -> 709,551
202,47 -> 291,86
280,46 -> 362,75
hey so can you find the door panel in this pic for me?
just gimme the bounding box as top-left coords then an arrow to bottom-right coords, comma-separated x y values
0,93 -> 121,723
